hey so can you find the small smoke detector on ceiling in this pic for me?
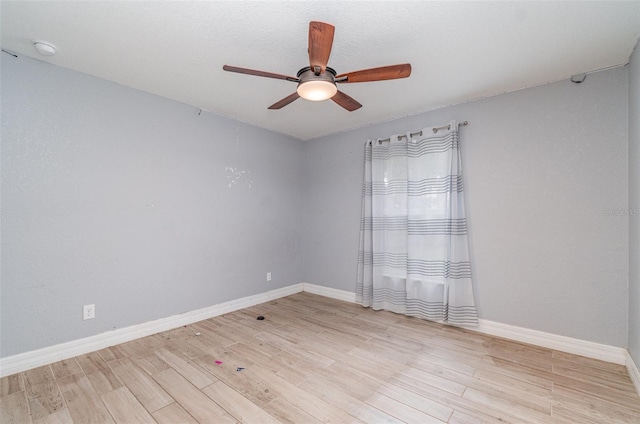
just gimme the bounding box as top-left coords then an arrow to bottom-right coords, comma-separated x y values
33,41 -> 57,56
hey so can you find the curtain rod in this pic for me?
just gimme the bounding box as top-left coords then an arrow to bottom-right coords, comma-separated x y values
375,121 -> 468,144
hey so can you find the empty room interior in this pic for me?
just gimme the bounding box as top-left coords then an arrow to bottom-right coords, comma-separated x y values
1,1 -> 640,423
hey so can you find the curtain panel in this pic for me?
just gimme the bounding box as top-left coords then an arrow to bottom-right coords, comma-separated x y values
356,120 -> 478,326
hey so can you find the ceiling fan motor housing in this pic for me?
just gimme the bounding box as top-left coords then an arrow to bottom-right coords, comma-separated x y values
297,66 -> 336,82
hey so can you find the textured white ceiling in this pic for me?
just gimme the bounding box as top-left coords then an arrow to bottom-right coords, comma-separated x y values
2,1 -> 639,140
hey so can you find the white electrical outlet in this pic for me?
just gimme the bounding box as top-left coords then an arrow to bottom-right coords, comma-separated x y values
83,304 -> 95,320
266,272 -> 272,282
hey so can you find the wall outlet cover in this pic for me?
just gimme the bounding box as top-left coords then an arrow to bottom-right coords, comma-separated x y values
83,304 -> 95,320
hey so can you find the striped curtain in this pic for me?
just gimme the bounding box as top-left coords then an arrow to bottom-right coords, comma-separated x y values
356,120 -> 478,326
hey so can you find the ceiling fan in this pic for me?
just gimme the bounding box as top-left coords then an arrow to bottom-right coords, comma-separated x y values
223,21 -> 411,112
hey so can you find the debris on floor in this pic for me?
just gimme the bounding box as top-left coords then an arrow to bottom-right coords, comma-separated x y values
214,360 -> 223,365
236,367 -> 245,372
256,315 -> 265,320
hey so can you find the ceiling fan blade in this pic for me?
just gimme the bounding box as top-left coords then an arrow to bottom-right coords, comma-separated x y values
308,21 -> 335,75
331,90 -> 362,112
336,63 -> 412,83
268,92 -> 300,110
223,65 -> 299,82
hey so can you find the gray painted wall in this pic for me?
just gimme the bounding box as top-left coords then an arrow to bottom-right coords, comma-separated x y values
303,67 -> 629,347
1,53 -> 633,359
1,56 -> 303,357
629,38 -> 640,366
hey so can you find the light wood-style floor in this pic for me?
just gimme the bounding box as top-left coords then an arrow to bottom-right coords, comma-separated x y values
1,293 -> 639,423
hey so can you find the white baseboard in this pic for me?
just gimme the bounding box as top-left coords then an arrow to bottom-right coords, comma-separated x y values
300,284 -> 630,367
303,282 -> 357,303
0,281 -> 633,389
0,283 -> 304,378
627,351 -> 640,395
474,319 -> 627,365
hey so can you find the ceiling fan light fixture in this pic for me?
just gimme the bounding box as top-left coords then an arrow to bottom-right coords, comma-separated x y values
296,80 -> 337,101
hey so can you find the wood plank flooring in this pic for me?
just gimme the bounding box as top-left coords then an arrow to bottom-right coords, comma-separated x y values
1,292 -> 639,423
